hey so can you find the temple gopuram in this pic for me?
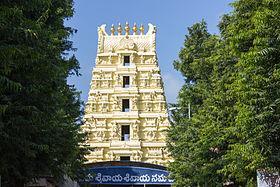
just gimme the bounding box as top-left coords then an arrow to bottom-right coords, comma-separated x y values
81,22 -> 173,187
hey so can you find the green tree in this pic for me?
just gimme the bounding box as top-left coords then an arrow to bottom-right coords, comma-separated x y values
0,0 -> 87,186
222,0 -> 280,182
168,20 -> 239,186
168,0 -> 280,186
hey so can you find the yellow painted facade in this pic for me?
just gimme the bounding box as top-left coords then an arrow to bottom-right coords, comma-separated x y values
82,23 -> 171,166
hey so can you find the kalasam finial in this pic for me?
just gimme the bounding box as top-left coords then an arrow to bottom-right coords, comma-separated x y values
125,22 -> 130,35
132,23 -> 138,35
140,24 -> 144,35
117,23 -> 122,35
110,24 -> 115,35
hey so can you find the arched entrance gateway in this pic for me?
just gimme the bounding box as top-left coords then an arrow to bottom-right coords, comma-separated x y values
81,22 -> 173,187
80,161 -> 172,187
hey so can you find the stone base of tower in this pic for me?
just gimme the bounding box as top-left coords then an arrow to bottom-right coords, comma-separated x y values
79,161 -> 173,187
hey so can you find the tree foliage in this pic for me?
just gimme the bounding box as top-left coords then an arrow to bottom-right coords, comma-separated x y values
0,0 -> 87,186
168,0 -> 280,186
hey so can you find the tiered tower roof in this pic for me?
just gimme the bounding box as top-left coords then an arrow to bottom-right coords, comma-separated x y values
82,23 -> 171,166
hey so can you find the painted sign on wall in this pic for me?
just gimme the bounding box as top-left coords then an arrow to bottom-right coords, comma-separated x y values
82,166 -> 173,185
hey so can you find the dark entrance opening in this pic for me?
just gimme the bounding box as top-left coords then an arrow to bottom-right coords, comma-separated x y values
121,125 -> 130,141
123,76 -> 130,88
122,99 -> 130,112
123,56 -> 130,66
120,156 -> 130,161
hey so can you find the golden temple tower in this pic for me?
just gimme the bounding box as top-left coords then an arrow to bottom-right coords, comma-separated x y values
82,22 -> 171,166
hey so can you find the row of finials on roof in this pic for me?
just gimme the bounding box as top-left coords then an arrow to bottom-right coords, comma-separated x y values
110,22 -> 145,35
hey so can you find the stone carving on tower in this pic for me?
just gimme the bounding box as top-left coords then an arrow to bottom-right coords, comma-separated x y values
82,22 -> 172,166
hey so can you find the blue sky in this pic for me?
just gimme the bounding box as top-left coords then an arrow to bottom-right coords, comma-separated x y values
66,0 -> 233,104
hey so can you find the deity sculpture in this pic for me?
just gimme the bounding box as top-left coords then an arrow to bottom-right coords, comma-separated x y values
111,122 -> 120,140
96,130 -> 105,142
113,96 -> 120,111
132,150 -> 143,161
132,97 -> 138,110
132,120 -> 140,140
146,130 -> 156,141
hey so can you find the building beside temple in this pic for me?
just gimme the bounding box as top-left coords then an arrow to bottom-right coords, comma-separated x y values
81,22 -> 173,186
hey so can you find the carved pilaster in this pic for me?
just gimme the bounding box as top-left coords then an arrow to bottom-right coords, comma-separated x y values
110,121 -> 120,140
132,120 -> 140,140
